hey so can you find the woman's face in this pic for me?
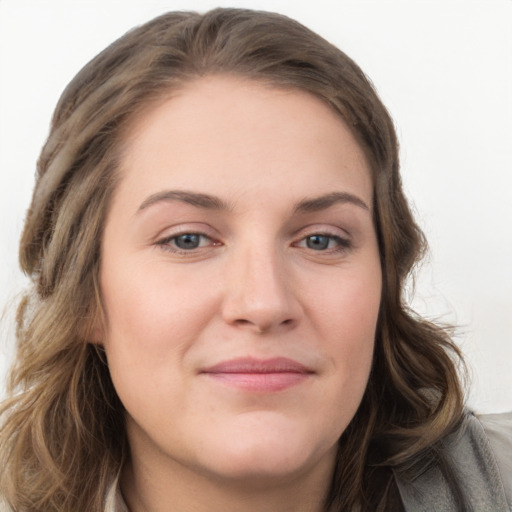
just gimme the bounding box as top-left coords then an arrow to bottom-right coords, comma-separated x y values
99,76 -> 381,486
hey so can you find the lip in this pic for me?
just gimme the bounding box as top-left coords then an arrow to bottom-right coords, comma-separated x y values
200,357 -> 314,392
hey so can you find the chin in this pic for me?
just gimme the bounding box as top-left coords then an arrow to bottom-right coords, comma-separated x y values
198,421 -> 338,484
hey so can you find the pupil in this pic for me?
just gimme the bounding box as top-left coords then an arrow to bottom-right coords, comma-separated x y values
175,234 -> 200,249
307,235 -> 329,250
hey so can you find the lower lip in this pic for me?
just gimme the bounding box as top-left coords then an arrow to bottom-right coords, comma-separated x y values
203,372 -> 310,392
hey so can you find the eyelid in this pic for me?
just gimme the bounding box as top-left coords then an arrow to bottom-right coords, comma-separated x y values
292,224 -> 351,241
157,232 -> 213,247
153,223 -> 222,254
291,225 -> 353,254
153,222 -> 218,241
294,234 -> 351,250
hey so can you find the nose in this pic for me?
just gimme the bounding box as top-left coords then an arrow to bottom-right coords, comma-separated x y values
221,244 -> 302,334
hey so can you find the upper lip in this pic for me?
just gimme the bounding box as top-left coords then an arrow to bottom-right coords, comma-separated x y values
200,357 -> 314,374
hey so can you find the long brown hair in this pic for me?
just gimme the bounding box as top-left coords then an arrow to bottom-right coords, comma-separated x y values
0,8 -> 465,511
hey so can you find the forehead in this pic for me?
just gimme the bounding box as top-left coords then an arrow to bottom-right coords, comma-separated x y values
116,75 -> 372,212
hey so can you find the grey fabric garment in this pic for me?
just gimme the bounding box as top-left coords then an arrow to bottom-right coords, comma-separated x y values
394,412 -> 512,512
104,412 -> 512,512
480,413 -> 512,508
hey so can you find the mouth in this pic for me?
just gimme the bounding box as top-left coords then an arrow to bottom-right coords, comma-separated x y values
200,357 -> 314,392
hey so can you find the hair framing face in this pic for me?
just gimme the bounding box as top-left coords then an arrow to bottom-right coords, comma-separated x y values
0,9 -> 465,511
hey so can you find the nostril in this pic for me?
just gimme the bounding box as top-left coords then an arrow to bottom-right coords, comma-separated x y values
231,317 -> 295,332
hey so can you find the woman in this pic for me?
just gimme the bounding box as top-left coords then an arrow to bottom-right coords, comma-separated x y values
0,8 -> 510,512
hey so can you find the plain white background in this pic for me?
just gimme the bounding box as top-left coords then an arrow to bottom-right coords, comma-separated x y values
0,0 -> 511,413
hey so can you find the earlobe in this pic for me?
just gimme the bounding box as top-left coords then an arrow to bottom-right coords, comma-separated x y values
82,307 -> 106,345
87,273 -> 106,345
87,320 -> 105,345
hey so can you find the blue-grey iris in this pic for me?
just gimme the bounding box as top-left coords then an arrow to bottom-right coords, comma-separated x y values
175,234 -> 201,249
306,235 -> 330,250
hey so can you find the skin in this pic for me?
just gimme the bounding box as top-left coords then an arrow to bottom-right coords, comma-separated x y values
98,75 -> 382,512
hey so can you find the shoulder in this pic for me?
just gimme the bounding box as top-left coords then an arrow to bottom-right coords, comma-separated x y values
475,412 -> 512,508
447,411 -> 511,510
395,410 -> 512,511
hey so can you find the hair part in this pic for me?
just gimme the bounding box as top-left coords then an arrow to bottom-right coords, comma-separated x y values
0,8 -> 466,511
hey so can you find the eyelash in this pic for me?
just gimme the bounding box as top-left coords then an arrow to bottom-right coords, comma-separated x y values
155,231 -> 352,255
294,233 -> 352,253
155,233 -> 219,255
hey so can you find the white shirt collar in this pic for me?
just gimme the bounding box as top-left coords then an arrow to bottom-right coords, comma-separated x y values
105,473 -> 129,512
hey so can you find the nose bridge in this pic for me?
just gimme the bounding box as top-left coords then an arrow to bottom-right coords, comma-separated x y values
222,237 -> 300,332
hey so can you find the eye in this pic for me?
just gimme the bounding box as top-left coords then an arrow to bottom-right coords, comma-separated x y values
156,233 -> 216,252
173,233 -> 206,250
296,234 -> 351,251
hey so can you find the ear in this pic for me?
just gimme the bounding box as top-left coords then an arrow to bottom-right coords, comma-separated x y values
81,306 -> 106,346
85,274 -> 107,345
87,318 -> 105,345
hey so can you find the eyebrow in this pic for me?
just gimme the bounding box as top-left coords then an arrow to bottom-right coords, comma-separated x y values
293,192 -> 369,213
138,190 -> 232,213
137,189 -> 369,215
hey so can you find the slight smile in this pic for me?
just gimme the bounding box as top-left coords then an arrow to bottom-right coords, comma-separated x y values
200,357 -> 315,392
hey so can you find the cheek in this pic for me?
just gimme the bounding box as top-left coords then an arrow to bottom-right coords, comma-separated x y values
99,262 -> 207,417
100,258 -> 216,357
310,264 -> 381,400
310,262 -> 381,345
99,256 -> 226,418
